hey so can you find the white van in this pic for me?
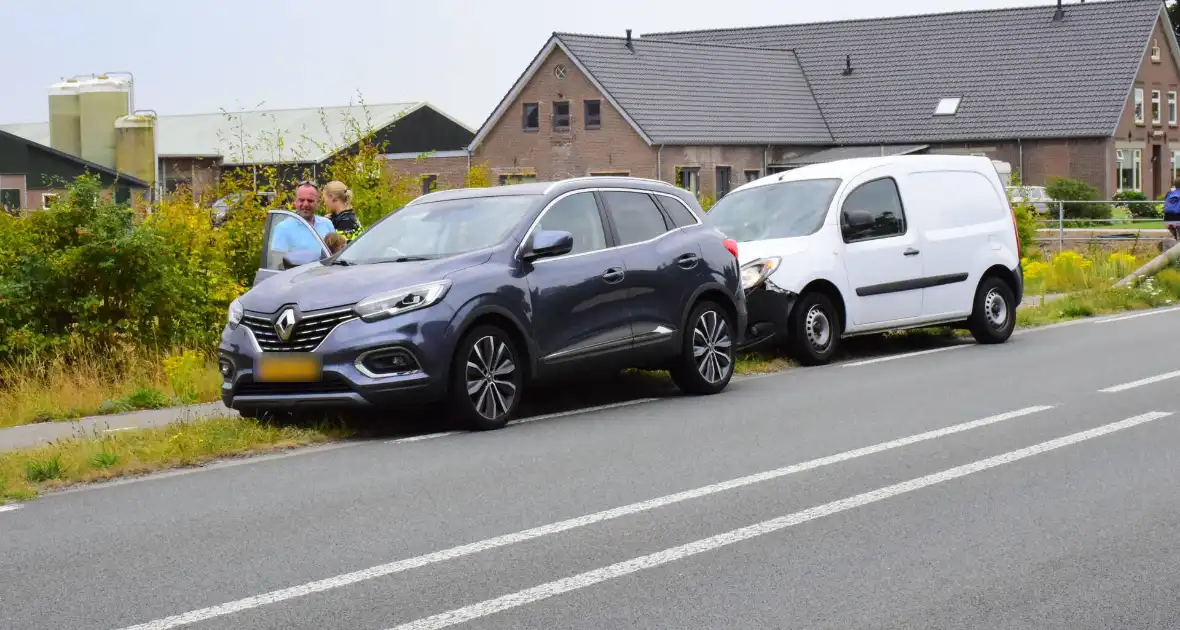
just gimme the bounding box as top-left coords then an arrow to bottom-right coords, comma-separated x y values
709,155 -> 1024,365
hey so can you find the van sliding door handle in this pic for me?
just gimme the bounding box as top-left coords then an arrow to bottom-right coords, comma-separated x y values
903,248 -> 920,256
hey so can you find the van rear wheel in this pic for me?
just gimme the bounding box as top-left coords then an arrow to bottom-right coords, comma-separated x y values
968,276 -> 1016,344
788,292 -> 841,366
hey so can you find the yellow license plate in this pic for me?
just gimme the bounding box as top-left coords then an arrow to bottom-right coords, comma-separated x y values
255,354 -> 322,382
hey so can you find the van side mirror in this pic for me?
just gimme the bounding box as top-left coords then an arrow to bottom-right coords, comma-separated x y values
843,209 -> 875,234
522,230 -> 574,262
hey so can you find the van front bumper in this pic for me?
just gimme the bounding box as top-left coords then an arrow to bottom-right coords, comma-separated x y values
737,281 -> 798,351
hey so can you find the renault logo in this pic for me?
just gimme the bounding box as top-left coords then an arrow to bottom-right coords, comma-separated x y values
274,308 -> 297,342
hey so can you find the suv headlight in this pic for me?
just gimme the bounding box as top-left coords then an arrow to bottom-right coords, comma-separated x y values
354,279 -> 452,322
740,257 -> 781,291
227,299 -> 244,327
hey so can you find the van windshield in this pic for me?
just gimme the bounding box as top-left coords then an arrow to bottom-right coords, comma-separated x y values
707,178 -> 842,242
337,195 -> 539,264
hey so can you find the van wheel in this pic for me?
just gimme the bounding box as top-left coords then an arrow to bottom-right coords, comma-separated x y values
968,276 -> 1016,344
449,325 -> 523,430
788,292 -> 841,366
670,301 -> 735,395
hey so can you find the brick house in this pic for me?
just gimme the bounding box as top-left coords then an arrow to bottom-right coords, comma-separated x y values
0,127 -> 149,211
463,0 -> 1180,201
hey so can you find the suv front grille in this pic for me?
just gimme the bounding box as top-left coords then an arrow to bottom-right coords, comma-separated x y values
242,307 -> 356,352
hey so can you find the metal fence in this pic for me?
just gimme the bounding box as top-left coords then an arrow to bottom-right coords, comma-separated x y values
1026,200 -> 1175,254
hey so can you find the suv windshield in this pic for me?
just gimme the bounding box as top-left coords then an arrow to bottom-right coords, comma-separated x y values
707,178 -> 842,242
337,195 -> 539,264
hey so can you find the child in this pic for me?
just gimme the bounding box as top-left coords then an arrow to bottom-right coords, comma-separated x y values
324,232 -> 347,255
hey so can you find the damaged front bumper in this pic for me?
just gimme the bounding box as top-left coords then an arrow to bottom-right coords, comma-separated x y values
737,280 -> 799,352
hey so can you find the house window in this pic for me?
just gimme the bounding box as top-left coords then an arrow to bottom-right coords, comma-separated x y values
1172,150 -> 1180,182
933,97 -> 961,116
498,173 -> 538,186
41,193 -> 58,209
421,174 -> 437,196
1117,149 -> 1142,192
677,167 -> 700,195
552,101 -> 571,130
1134,88 -> 1145,124
0,188 -> 20,211
1169,91 -> 1177,125
584,100 -> 601,129
1152,90 -> 1162,125
522,103 -> 539,131
715,166 -> 732,198
744,169 -> 761,183
1152,39 -> 1162,63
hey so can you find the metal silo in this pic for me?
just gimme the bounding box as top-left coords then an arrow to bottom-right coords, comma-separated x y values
115,113 -> 156,186
78,75 -> 130,169
48,79 -> 82,157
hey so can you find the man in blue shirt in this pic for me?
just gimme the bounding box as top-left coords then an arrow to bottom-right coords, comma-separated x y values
270,182 -> 335,258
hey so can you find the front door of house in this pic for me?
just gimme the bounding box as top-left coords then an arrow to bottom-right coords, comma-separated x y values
1153,144 -> 1163,198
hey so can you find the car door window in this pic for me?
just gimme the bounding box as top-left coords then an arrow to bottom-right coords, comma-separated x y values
265,212 -> 326,269
536,192 -> 608,256
654,194 -> 700,228
840,177 -> 907,243
602,191 -> 671,245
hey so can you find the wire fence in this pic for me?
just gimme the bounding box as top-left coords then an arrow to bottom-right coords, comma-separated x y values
1027,200 -> 1176,254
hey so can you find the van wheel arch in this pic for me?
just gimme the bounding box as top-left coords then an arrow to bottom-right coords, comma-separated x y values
798,279 -> 847,332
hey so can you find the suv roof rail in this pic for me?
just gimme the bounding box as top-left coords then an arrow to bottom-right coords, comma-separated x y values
543,175 -> 680,194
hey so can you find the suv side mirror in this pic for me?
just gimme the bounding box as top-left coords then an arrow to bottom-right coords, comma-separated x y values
522,230 -> 574,262
843,209 -> 875,234
282,249 -> 325,269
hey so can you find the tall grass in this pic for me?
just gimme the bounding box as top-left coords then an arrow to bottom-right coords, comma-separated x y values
0,347 -> 221,428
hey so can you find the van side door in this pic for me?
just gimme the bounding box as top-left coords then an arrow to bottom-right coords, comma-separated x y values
900,169 -> 1007,320
254,210 -> 330,286
838,175 -> 924,326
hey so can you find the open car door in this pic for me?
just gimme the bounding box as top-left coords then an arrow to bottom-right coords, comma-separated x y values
253,209 -> 331,286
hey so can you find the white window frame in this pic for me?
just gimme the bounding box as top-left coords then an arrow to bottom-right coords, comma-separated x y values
41,193 -> 58,209
1172,150 -> 1180,183
1117,149 -> 1144,192
1152,90 -> 1162,125
1135,88 -> 1145,124
934,97 -> 961,116
1169,91 -> 1177,125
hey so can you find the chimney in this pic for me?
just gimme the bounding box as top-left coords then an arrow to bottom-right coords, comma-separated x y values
1053,0 -> 1064,21
625,29 -> 634,52
842,54 -> 853,75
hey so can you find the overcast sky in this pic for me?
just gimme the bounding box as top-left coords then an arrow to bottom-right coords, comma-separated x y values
1,0 -> 1072,130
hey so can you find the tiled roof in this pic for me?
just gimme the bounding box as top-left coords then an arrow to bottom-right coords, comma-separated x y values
643,0 -> 1166,143
554,33 -> 833,145
1,102 -> 461,165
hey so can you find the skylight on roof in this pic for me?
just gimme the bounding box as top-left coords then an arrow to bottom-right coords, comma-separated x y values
934,97 -> 962,116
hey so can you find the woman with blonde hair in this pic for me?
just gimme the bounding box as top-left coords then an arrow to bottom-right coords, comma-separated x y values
321,180 -> 362,240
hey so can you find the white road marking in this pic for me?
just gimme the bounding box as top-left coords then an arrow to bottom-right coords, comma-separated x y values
508,398 -> 659,426
0,504 -> 22,513
112,404 -> 1051,630
386,432 -> 462,444
842,345 -> 966,367
1093,305 -> 1180,324
387,411 -> 1172,630
1099,370 -> 1180,393
103,427 -> 138,433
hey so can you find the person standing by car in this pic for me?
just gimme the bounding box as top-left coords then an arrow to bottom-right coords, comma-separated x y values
270,181 -> 334,258
322,180 -> 362,241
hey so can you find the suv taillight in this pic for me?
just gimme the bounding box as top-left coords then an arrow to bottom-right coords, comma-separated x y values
723,238 -> 739,258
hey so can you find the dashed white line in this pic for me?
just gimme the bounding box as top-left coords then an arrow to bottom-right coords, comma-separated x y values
0,504 -> 22,513
112,404 -> 1051,630
387,411 -> 1172,630
842,345 -> 966,367
386,432 -> 462,444
1094,305 -> 1180,324
1099,370 -> 1180,393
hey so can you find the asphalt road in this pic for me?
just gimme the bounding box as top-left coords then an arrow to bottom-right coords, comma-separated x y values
2,306 -> 1179,629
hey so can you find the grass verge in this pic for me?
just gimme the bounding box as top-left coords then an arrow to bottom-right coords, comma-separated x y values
0,348 -> 222,429
0,416 -> 352,504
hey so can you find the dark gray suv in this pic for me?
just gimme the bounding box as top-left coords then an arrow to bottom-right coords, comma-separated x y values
219,176 -> 747,430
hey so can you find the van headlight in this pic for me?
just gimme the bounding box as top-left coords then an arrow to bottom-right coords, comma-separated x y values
354,279 -> 451,322
227,299 -> 244,327
740,257 -> 781,291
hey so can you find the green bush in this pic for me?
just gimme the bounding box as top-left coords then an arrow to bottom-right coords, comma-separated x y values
1045,177 -> 1110,222
1011,201 -> 1038,255
1113,190 -> 1161,219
